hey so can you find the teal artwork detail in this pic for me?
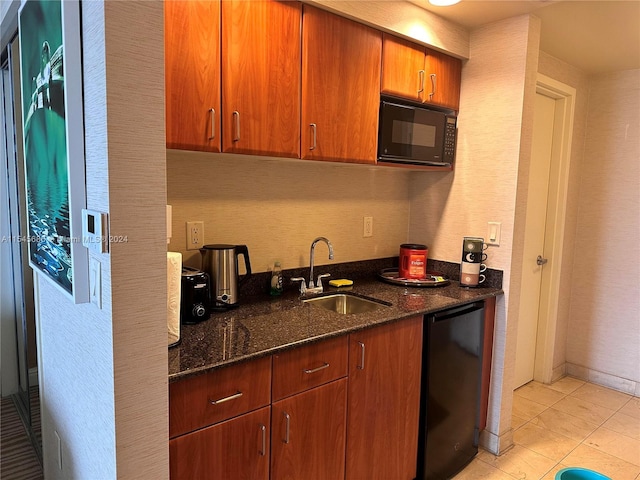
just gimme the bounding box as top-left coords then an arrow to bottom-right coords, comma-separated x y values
19,0 -> 73,293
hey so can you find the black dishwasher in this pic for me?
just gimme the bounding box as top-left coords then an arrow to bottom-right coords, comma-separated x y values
417,301 -> 485,480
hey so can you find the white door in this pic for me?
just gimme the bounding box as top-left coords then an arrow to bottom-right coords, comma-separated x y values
514,93 -> 555,389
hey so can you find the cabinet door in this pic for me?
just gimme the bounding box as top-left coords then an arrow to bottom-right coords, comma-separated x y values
165,0 -> 221,152
424,48 -> 462,110
222,0 -> 301,157
169,406 -> 270,480
301,6 -> 381,164
271,379 -> 347,480
381,34 -> 426,102
346,316 -> 423,480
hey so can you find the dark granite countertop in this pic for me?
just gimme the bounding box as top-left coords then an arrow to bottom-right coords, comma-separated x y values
168,267 -> 503,383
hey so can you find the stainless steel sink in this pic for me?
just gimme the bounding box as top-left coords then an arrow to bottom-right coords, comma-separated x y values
303,294 -> 389,315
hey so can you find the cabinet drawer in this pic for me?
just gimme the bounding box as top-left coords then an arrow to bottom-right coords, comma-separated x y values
170,355 -> 271,438
272,336 -> 348,401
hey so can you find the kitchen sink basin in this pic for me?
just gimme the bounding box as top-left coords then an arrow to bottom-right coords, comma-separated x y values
303,293 -> 389,315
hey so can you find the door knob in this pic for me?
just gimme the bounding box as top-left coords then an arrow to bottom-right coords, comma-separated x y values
536,255 -> 548,266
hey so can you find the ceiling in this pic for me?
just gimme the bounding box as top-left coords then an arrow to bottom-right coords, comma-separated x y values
408,0 -> 640,75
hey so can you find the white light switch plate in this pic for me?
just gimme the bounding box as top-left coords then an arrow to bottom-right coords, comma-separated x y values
90,257 -> 102,309
487,222 -> 501,246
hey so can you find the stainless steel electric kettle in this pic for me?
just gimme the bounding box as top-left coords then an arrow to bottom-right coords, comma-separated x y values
200,244 -> 252,310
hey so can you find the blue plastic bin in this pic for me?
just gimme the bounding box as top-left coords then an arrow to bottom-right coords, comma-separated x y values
555,467 -> 612,480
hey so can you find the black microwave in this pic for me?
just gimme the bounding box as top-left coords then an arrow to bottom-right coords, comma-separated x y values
377,99 -> 457,167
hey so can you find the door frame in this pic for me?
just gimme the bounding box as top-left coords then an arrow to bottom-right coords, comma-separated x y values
531,73 -> 576,384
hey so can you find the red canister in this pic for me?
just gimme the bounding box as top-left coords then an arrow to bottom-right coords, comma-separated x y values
399,243 -> 428,279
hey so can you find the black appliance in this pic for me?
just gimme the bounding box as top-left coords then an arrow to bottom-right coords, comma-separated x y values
378,98 -> 457,167
417,302 -> 485,480
180,267 -> 211,324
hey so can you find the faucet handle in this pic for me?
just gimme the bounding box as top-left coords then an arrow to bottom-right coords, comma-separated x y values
316,273 -> 331,291
291,277 -> 307,294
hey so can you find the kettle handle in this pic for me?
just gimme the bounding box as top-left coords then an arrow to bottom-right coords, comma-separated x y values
235,245 -> 252,286
199,248 -> 207,271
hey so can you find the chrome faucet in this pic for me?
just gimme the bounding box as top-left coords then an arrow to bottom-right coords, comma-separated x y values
292,237 -> 334,296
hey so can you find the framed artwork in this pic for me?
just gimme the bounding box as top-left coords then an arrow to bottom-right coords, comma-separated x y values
18,0 -> 88,303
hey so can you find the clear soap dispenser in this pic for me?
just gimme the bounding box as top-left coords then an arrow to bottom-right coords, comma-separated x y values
270,262 -> 283,296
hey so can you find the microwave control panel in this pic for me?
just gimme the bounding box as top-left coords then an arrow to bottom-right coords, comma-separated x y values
443,116 -> 457,164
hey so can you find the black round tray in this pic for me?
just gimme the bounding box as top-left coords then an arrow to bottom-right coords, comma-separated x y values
377,268 -> 450,287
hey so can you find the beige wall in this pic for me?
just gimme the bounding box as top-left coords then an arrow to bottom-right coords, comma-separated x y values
307,0 -> 469,59
37,2 -> 168,479
167,151 -> 411,272
408,14 -> 541,453
565,69 -> 640,395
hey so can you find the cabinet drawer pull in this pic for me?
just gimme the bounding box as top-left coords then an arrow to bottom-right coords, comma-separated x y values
208,391 -> 243,405
259,424 -> 266,456
429,73 -> 436,100
208,108 -> 216,140
233,110 -> 240,142
303,362 -> 330,374
357,342 -> 365,370
310,123 -> 317,150
418,70 -> 425,95
283,412 -> 290,444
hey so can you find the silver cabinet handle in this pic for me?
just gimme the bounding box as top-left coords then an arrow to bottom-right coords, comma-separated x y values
429,73 -> 436,100
357,342 -> 365,370
310,123 -> 317,150
233,110 -> 240,142
259,424 -> 266,456
303,362 -> 330,374
283,412 -> 290,444
209,391 -> 243,405
208,108 -> 216,140
418,70 -> 425,94
536,255 -> 548,266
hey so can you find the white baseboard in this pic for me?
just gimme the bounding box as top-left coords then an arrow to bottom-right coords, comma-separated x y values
565,362 -> 639,397
551,364 -> 566,383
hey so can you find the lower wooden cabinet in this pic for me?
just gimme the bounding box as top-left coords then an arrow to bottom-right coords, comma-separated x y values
169,304 -> 495,479
169,406 -> 270,480
271,379 -> 347,480
346,316 -> 423,480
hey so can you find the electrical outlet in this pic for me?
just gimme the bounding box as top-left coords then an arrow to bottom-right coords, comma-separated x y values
186,221 -> 204,250
363,216 -> 373,238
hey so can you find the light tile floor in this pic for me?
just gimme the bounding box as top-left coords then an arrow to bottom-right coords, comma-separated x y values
454,377 -> 640,479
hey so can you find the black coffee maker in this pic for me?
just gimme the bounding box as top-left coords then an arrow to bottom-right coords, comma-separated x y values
180,266 -> 211,324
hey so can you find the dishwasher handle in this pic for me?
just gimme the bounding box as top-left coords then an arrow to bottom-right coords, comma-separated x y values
429,301 -> 484,323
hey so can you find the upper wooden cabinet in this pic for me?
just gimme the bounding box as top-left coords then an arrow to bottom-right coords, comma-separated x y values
165,0 -> 221,152
381,33 -> 462,111
221,0 -> 301,157
424,48 -> 462,111
381,34 -> 426,103
301,5 -> 382,164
